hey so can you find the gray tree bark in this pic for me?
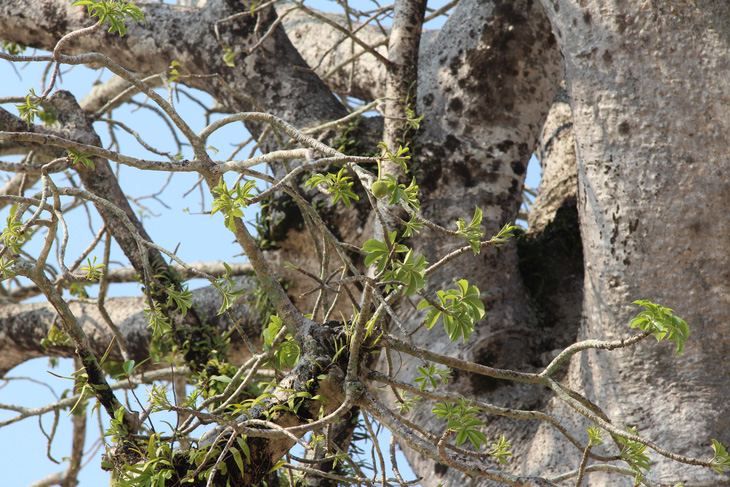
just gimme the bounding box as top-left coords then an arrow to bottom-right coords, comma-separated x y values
529,1 -> 730,485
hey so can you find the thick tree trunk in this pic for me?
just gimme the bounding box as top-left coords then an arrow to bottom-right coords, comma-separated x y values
531,1 -> 730,484
390,0 -> 563,485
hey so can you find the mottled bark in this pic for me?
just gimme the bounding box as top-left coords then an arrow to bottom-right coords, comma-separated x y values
0,0 -> 346,127
0,276 -> 266,376
532,1 -> 730,484
391,0 -> 563,484
527,82 -> 576,235
276,3 -> 388,101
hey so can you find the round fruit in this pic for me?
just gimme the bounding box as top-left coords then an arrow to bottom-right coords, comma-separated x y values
371,180 -> 388,198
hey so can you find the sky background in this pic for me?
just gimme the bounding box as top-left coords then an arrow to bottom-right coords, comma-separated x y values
0,0 -> 542,485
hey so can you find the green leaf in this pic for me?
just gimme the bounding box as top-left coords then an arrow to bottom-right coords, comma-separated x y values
711,439 -> 730,474
165,285 -> 193,317
382,249 -> 427,295
231,446 -> 245,474
362,231 -> 406,273
122,360 -> 135,375
237,437 -> 251,463
305,168 -> 359,208
382,175 -> 420,211
223,49 -> 237,67
490,435 -> 513,464
268,459 -> 286,474
417,280 -> 484,342
455,206 -> 484,254
68,148 -> 96,169
630,300 -> 690,354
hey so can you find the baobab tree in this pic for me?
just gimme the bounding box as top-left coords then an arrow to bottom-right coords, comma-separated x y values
0,0 -> 728,486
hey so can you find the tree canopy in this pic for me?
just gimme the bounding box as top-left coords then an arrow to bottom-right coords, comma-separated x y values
1,1 -> 729,487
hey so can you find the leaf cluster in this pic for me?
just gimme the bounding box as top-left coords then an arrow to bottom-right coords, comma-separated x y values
68,148 -> 96,169
489,435 -> 513,465
165,285 -> 193,318
363,232 -> 427,295
490,222 -> 518,247
211,262 -> 246,315
433,398 -> 489,450
377,142 -> 411,173
382,175 -> 420,211
381,249 -> 427,296
710,439 -> 730,474
455,206 -> 484,254
306,167 -> 360,208
1,41 -> 26,55
1,205 -> 30,253
587,426 -> 604,447
0,257 -> 14,280
15,89 -> 41,127
630,299 -> 690,354
418,279 -> 485,342
40,325 -> 72,349
144,300 -> 171,338
616,426 -> 651,474
81,256 -> 105,281
106,433 -> 174,487
414,364 -> 451,391
211,178 -> 257,232
72,0 -> 146,37
263,315 -> 300,371
363,231 -> 407,274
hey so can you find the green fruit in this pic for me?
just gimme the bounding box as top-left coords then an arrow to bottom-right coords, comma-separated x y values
371,180 -> 388,198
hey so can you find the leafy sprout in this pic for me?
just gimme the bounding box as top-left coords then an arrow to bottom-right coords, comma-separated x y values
414,364 -> 451,391
211,178 -> 257,232
456,206 -> 484,254
710,439 -> 730,474
630,300 -> 690,354
418,279 -> 485,342
305,167 -> 360,208
72,0 -> 146,37
81,256 -> 105,281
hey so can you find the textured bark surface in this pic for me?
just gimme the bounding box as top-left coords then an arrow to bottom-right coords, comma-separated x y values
277,3 -> 388,101
390,0 -> 563,484
2,0 -> 729,485
527,83 -> 576,235
532,1 -> 730,484
0,0 -> 346,126
0,277 -> 265,376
